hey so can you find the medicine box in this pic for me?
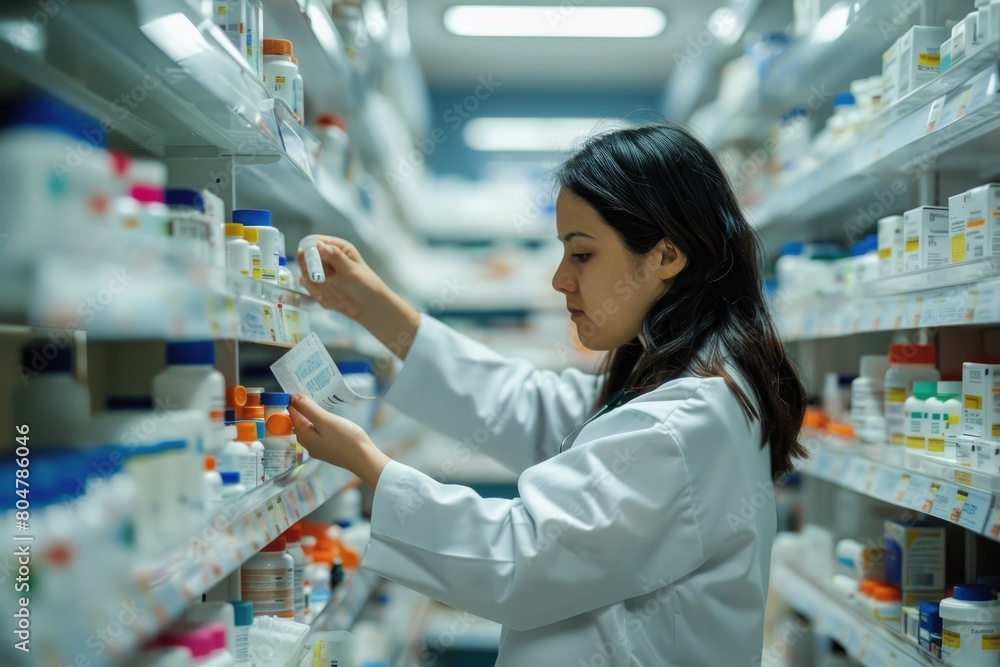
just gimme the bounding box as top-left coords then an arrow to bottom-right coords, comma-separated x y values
897,26 -> 949,97
878,215 -> 904,277
884,520 -> 945,592
962,183 -> 1000,262
882,39 -> 900,108
949,192 -> 968,263
976,441 -> 1000,473
962,362 -> 1000,438
903,206 -> 949,271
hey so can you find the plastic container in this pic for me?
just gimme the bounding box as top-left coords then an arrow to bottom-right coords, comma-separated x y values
247,0 -> 264,77
212,1 -> 245,58
13,343 -> 90,447
153,340 -> 226,454
851,355 -> 890,444
165,189 -> 211,266
277,256 -> 293,288
940,584 -> 1000,666
291,56 -> 304,123
0,96 -> 114,269
904,381 -> 937,451
218,424 -> 246,477
926,381 -> 961,455
226,601 -> 253,667
261,392 -> 291,419
315,114 -> 349,179
203,455 -> 223,511
224,223 -> 251,278
243,227 -> 262,280
219,471 -> 245,503
234,421 -> 263,488
233,209 -> 278,283
158,622 -> 234,666
241,536 -> 295,618
185,602 -> 237,662
872,585 -> 903,627
262,413 -> 296,479
885,345 -> 939,453
285,526 -> 307,622
263,39 -> 298,111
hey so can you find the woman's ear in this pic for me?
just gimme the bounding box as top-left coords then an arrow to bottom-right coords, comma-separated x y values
653,238 -> 687,281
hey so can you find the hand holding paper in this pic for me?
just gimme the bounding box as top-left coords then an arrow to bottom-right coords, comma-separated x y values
270,333 -> 374,412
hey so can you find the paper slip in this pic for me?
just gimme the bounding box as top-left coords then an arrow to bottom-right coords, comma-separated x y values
270,333 -> 374,412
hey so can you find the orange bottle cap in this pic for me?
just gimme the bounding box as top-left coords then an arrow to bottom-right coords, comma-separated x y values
888,344 -> 935,365
873,585 -> 902,602
803,406 -> 828,429
826,422 -> 855,438
204,455 -> 216,471
266,413 -> 294,436
235,421 -> 258,442
244,390 -> 263,407
227,385 -> 247,408
242,406 -> 265,420
263,38 -> 293,56
859,579 -> 879,596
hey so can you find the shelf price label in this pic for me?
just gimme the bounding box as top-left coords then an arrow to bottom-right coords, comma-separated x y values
972,277 -> 1000,323
929,482 -> 960,521
957,490 -> 993,532
920,292 -> 969,326
902,475 -> 934,511
987,505 -> 1000,540
872,467 -> 904,501
926,95 -> 946,133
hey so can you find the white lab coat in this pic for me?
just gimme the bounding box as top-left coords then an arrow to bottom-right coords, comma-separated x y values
362,316 -> 776,666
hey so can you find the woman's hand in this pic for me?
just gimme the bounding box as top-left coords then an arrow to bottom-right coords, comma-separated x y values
296,236 -> 421,361
297,237 -> 386,321
288,393 -> 391,490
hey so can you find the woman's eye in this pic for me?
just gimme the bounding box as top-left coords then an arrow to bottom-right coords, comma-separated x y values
572,253 -> 590,263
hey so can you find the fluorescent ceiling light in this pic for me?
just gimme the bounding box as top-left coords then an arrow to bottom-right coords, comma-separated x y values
811,2 -> 850,44
707,8 -> 741,45
464,117 -> 627,152
443,6 -> 667,38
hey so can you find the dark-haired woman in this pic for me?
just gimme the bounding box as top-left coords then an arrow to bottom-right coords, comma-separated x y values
289,123 -> 807,666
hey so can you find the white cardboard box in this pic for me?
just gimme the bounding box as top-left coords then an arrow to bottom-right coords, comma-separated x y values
903,206 -> 949,271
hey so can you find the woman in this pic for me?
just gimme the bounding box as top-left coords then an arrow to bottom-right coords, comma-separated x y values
290,123 -> 807,666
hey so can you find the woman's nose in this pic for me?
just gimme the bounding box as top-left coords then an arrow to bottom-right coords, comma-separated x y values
551,260 -> 575,294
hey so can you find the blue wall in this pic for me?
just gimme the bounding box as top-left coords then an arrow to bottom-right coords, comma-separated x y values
424,87 -> 664,179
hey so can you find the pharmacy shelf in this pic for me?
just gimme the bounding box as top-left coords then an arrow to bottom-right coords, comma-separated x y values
703,0 -> 971,145
751,60 -> 1000,229
0,0 -> 375,253
775,261 -> 1000,341
758,0 -> 970,120
307,568 -> 382,635
21,460 -> 355,667
770,562 -> 943,667
797,430 -> 1000,543
265,0 -> 364,114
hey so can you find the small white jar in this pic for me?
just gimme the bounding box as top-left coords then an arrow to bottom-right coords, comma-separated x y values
940,585 -> 1000,667
224,223 -> 251,278
241,536 -> 295,619
263,39 -> 298,111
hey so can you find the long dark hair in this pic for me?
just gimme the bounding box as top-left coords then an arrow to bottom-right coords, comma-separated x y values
555,122 -> 806,479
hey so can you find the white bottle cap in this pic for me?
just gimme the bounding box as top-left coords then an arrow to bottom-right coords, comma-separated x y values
858,355 -> 890,379
937,381 -> 962,395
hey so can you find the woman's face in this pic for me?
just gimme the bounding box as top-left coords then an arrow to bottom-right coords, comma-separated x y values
552,189 -> 686,351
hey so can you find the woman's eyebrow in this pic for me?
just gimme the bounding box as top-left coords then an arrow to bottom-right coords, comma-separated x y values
559,231 -> 596,242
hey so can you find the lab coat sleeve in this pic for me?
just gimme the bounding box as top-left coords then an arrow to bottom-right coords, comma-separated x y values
363,400 -> 710,631
383,315 -> 601,472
